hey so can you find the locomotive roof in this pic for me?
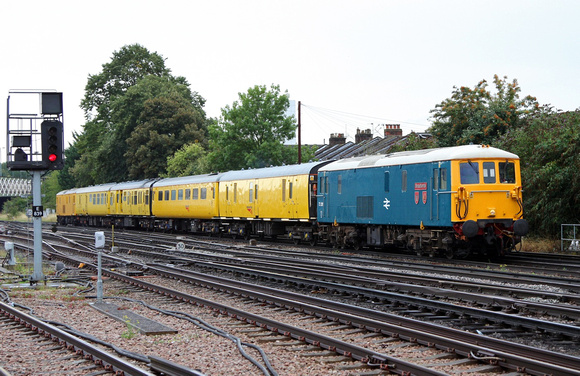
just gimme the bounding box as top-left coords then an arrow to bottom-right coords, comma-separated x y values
320,145 -> 519,172
219,161 -> 329,181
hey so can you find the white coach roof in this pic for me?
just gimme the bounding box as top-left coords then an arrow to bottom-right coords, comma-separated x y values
320,145 -> 519,172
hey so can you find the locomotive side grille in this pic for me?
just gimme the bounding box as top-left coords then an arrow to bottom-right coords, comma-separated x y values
357,196 -> 374,219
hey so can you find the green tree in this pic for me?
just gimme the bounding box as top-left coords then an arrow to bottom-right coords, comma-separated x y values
165,143 -> 209,177
57,141 -> 80,190
496,109 -> 580,236
125,93 -> 206,179
3,197 -> 28,219
429,75 -> 541,146
389,132 -> 437,153
207,84 -> 296,171
81,44 -> 170,123
71,44 -> 207,185
41,172 -> 61,209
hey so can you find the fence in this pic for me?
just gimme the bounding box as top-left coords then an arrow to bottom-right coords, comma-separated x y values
561,224 -> 580,253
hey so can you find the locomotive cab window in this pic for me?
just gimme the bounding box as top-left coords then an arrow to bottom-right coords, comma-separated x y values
460,162 -> 479,184
483,162 -> 496,183
499,161 -> 516,183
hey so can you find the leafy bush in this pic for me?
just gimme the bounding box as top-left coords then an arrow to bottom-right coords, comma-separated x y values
496,109 -> 580,236
3,197 -> 29,219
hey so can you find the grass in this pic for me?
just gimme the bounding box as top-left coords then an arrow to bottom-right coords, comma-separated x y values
0,213 -> 58,222
519,237 -> 561,253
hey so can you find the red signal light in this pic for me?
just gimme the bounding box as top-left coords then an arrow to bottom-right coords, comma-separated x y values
48,154 -> 57,162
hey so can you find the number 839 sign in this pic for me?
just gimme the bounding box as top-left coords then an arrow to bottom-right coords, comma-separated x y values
32,206 -> 44,218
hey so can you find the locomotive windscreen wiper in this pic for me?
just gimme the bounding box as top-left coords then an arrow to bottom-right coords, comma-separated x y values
468,160 -> 479,176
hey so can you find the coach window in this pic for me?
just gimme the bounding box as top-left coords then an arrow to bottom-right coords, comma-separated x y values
249,183 -> 254,203
234,183 -> 238,203
193,188 -> 198,200
282,179 -> 286,201
185,189 -> 191,200
433,169 -> 439,191
289,182 -> 293,199
483,162 -> 496,184
320,175 -> 325,194
164,190 -> 170,201
178,189 -> 183,200
337,175 -> 342,194
499,162 -> 516,184
384,171 -> 390,192
145,192 -> 149,205
460,162 -> 479,184
158,191 -> 163,201
402,170 -> 407,192
201,188 -> 207,200
133,192 -> 138,205
171,190 -> 176,200
255,185 -> 258,201
440,168 -> 448,190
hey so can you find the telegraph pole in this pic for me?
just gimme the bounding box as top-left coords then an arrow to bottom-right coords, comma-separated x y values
298,101 -> 302,164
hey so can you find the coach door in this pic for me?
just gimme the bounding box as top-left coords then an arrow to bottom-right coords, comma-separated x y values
431,164 -> 449,223
318,172 -> 329,221
248,181 -> 258,218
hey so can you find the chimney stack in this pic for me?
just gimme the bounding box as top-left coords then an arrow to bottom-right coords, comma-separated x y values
384,124 -> 402,137
329,133 -> 346,147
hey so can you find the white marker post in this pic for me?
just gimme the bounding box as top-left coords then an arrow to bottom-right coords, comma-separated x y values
95,231 -> 105,303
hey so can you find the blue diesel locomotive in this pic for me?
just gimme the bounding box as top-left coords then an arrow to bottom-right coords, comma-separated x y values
315,144 -> 528,258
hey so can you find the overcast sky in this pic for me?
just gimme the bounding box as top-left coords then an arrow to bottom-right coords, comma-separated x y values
1,0 -> 578,152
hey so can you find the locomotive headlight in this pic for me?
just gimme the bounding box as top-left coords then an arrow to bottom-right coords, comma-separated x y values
489,209 -> 496,217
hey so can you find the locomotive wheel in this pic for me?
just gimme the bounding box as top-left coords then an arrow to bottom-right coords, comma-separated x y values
445,248 -> 454,259
309,236 -> 318,246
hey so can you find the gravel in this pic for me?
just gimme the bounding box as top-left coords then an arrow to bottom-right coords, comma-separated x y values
0,277 -> 355,376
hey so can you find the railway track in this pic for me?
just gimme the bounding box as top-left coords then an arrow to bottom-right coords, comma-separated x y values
2,223 -> 580,375
0,299 -> 155,376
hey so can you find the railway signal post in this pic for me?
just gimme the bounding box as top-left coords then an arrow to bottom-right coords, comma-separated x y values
5,91 -> 64,283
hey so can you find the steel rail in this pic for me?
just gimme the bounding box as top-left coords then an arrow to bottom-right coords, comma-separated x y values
0,300 -> 155,376
100,270 -> 448,376
137,264 -> 580,376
